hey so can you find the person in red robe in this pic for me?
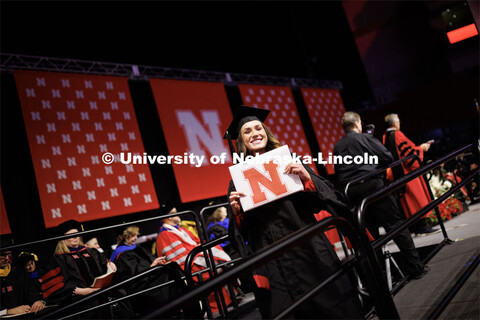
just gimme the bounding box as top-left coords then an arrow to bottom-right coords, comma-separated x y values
156,213 -> 234,313
382,113 -> 438,234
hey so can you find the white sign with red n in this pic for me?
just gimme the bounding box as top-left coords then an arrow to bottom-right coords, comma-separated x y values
229,145 -> 304,212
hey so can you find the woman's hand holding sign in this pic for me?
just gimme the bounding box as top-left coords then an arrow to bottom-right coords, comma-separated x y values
229,191 -> 245,216
284,163 -> 311,182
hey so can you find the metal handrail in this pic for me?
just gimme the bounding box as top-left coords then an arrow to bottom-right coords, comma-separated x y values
372,168 -> 479,251
59,279 -> 177,320
58,260 -> 240,320
344,153 -> 419,206
145,216 -> 399,319
357,144 -> 472,229
184,234 -> 234,319
1,209 -> 204,251
30,210 -> 203,319
196,203 -> 240,318
353,144 -> 479,306
274,257 -> 357,320
199,202 -> 230,242
39,264 -> 172,319
39,246 -> 226,319
184,234 -> 230,285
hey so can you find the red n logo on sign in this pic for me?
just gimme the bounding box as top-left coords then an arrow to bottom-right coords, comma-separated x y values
242,162 -> 288,204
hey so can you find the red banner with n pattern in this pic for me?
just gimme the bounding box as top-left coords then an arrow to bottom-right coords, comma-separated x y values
238,84 -> 317,172
149,79 -> 234,203
300,88 -> 346,174
14,70 -> 159,228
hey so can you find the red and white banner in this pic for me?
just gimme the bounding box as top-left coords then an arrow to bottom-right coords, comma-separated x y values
149,79 -> 233,203
14,70 -> 159,228
238,84 -> 316,170
300,88 -> 346,174
0,187 -> 11,235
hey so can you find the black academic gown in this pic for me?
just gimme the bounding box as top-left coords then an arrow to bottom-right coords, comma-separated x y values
228,165 -> 363,319
42,247 -> 107,306
113,245 -> 202,318
39,246 -> 116,319
207,220 -> 241,260
1,265 -> 41,311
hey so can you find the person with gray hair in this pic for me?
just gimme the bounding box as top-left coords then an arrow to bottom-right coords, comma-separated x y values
383,113 -> 437,234
384,113 -> 399,128
334,111 -> 429,280
341,111 -> 362,131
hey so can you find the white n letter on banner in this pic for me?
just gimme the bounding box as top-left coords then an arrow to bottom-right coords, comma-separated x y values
77,204 -> 87,214
51,208 -> 61,218
176,110 -> 231,163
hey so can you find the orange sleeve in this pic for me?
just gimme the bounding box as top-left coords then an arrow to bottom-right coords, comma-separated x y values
395,130 -> 424,161
386,167 -> 394,182
395,130 -> 424,171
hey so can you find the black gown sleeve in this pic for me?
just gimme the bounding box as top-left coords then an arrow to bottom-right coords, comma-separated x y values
364,134 -> 394,167
113,247 -> 153,284
299,165 -> 352,219
42,249 -> 107,305
41,255 -> 78,305
227,181 -> 254,258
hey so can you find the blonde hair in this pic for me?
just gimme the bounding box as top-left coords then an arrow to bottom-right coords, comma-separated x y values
206,207 -> 227,226
236,122 -> 281,156
117,226 -> 139,246
54,237 -> 85,254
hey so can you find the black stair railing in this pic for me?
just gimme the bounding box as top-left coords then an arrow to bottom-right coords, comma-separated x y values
355,145 -> 480,317
344,153 -> 419,207
7,209 -> 204,319
357,145 -> 474,248
198,202 -> 230,242
1,209 -> 205,252
144,215 -> 399,319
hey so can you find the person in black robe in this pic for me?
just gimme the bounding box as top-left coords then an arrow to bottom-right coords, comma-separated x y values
1,242 -> 45,316
224,105 -> 363,319
111,225 -> 203,319
16,252 -> 43,294
206,206 -> 241,260
40,219 -> 130,319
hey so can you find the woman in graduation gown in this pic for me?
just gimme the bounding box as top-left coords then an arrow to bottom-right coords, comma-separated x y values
226,106 -> 363,319
41,220 -> 114,304
111,226 -> 202,318
41,220 -> 117,318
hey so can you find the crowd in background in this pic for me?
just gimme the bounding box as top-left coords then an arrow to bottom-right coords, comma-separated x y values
0,202 -> 243,319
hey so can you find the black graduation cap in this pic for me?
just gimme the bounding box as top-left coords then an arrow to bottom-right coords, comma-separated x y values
0,237 -> 14,251
56,219 -> 84,236
16,252 -> 38,267
223,105 -> 270,156
84,235 -> 98,245
160,200 -> 177,215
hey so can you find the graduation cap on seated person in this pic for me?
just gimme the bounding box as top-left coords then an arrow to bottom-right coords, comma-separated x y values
56,219 -> 84,236
223,105 -> 270,157
16,252 -> 38,267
